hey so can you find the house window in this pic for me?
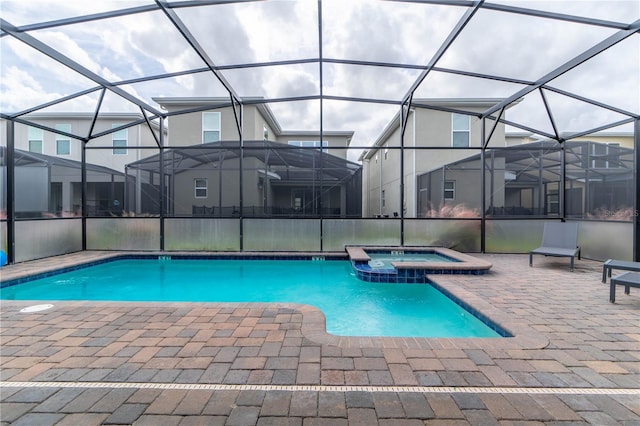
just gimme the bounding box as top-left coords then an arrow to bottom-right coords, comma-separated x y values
194,179 -> 208,198
384,147 -> 389,160
288,140 -> 328,152
547,189 -> 559,214
263,125 -> 269,141
444,180 -> 455,200
55,124 -> 71,155
112,125 -> 127,155
591,143 -> 620,169
381,189 -> 386,207
452,113 -> 470,147
28,126 -> 43,153
203,112 -> 221,143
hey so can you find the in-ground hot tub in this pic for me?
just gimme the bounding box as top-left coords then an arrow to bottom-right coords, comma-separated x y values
347,246 -> 492,283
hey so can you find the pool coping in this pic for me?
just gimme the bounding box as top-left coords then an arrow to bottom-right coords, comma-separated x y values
346,245 -> 493,272
0,250 -> 548,350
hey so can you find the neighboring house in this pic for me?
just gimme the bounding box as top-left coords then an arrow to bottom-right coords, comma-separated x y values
0,146 -> 123,218
359,99 -> 634,220
417,138 -> 634,219
1,113 -> 163,217
146,98 -> 361,217
359,99 -> 510,218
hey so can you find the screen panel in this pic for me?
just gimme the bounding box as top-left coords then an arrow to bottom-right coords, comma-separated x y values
86,218 -> 160,250
243,218 -> 320,251
14,219 -> 82,262
323,219 -> 401,251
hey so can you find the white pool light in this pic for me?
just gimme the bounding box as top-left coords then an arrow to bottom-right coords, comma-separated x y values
19,304 -> 54,313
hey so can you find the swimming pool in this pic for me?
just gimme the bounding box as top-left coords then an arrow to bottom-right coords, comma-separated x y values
0,257 -> 505,338
347,247 -> 493,283
367,251 -> 456,269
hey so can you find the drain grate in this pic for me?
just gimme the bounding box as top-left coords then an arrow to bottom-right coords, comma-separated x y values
1,381 -> 638,395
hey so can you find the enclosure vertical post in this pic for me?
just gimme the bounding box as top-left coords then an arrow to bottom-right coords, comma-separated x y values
634,118 -> 639,261
6,120 -> 15,264
81,140 -> 87,251
399,99 -> 411,247
560,141 -> 566,220
159,117 -> 165,251
238,101 -> 244,251
480,119 -> 486,253
318,0 -> 324,250
538,146 -> 544,215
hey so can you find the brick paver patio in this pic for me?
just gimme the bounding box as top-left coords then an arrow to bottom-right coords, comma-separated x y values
1,252 -> 638,425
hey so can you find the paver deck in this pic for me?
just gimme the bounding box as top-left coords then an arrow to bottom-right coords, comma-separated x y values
1,251 -> 639,425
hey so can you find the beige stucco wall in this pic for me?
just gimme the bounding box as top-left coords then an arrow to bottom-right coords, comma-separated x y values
9,116 -> 160,174
164,107 -> 246,145
162,104 -> 352,153
362,105 -> 508,218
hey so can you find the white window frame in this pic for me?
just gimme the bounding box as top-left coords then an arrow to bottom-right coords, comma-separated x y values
112,125 -> 128,155
288,140 -> 328,152
203,112 -> 221,144
444,180 -> 455,200
28,126 -> 43,153
263,125 -> 269,141
55,124 -> 71,156
591,143 -> 620,169
194,178 -> 208,198
451,114 -> 470,147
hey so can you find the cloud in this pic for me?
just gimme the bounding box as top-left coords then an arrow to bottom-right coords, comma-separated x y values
0,66 -> 62,112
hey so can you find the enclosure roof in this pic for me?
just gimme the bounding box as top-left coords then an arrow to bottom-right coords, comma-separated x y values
126,140 -> 361,182
421,139 -> 633,182
1,0 -> 638,150
1,146 -> 123,175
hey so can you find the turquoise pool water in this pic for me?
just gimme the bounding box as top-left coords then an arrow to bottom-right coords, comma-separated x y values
1,258 -> 502,338
367,252 -> 454,269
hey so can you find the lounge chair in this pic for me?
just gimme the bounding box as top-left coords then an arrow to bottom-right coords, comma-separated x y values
529,222 -> 581,271
610,271 -> 640,303
602,259 -> 640,283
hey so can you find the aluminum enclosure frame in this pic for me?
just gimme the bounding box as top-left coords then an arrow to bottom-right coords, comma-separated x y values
1,0 -> 639,264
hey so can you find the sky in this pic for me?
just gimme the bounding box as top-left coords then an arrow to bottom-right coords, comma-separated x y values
1,0 -> 638,154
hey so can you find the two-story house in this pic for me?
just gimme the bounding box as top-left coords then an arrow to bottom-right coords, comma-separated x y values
359,99 -> 508,218
139,98 -> 362,217
1,113 -> 163,217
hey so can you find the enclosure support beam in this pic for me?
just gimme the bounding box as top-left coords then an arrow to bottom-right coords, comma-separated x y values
0,19 -> 163,117
483,106 -> 505,149
401,0 -> 484,104
634,119 -> 640,262
560,143 -> 566,221
81,144 -> 87,251
318,0 -> 324,249
539,88 -> 561,142
399,95 -> 413,246
155,0 -> 241,103
238,103 -> 244,251
480,119 -> 486,253
482,19 -> 640,119
6,120 -> 15,264
159,118 -> 165,251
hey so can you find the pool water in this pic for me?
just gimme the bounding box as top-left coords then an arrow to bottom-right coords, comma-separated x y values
367,252 -> 455,269
1,259 -> 501,338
